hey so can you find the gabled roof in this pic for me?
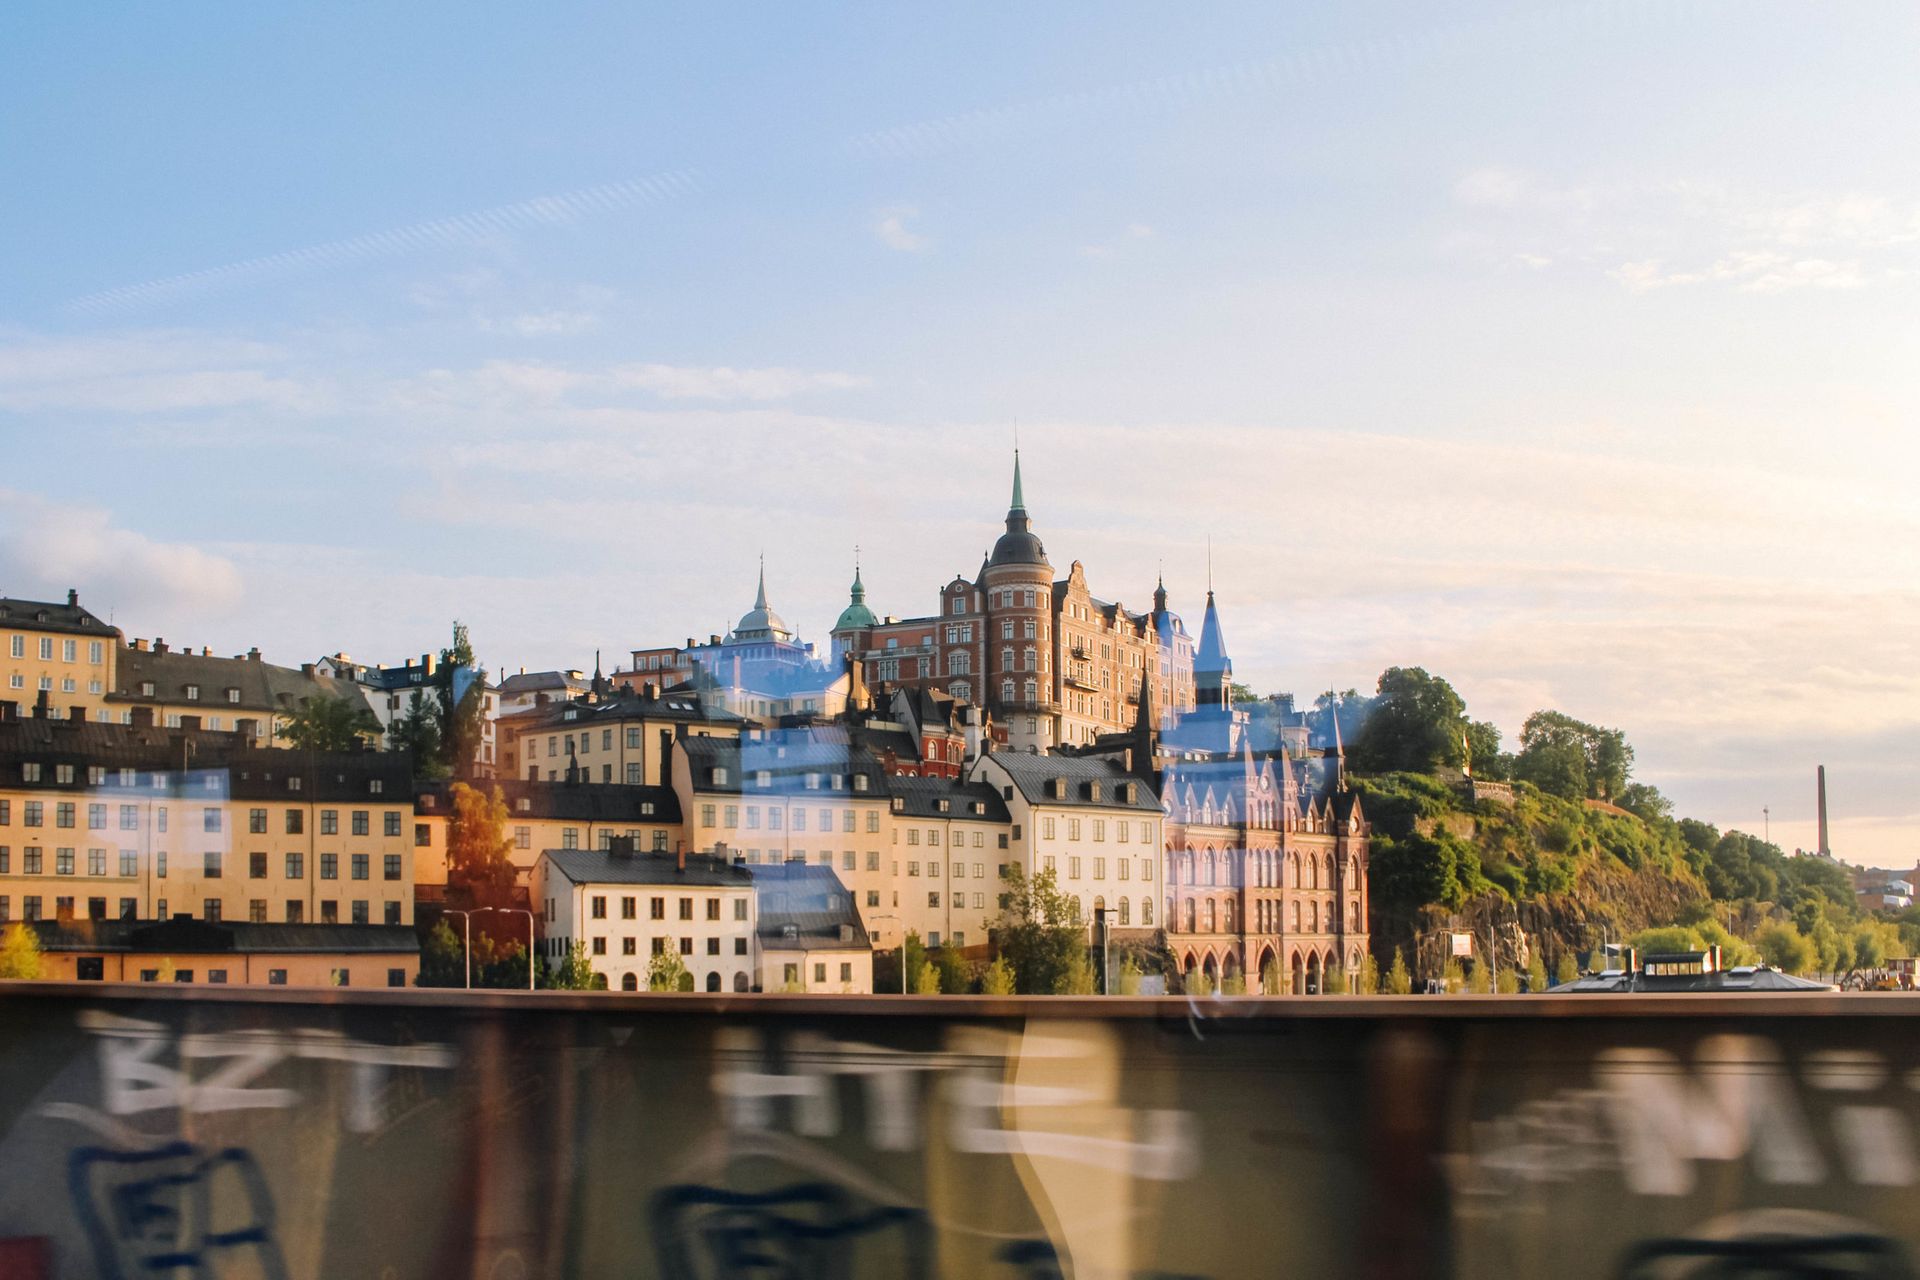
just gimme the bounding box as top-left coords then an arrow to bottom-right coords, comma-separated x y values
886,776 -> 1010,822
681,731 -> 889,797
752,863 -> 870,952
111,647 -> 365,716
542,848 -> 752,888
498,670 -> 587,696
0,594 -> 118,638
977,752 -> 1160,811
417,779 -> 681,824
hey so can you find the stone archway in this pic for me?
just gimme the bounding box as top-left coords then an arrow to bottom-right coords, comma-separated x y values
1290,950 -> 1305,995
1306,952 -> 1322,995
1256,946 -> 1278,993
1222,951 -> 1242,990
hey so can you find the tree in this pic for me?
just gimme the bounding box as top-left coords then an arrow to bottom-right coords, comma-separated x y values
902,932 -> 929,994
981,957 -> 1016,995
1442,958 -> 1465,993
1323,964 -> 1348,994
1755,921 -> 1817,974
542,941 -> 600,991
1351,667 -> 1469,775
279,694 -> 381,753
416,920 -> 466,987
1118,956 -> 1144,995
993,866 -> 1086,995
446,783 -> 517,908
647,946 -> 689,991
1357,954 -> 1380,996
1260,958 -> 1284,995
0,923 -> 43,979
1467,961 -> 1492,994
1464,719 -> 1512,781
1555,952 -> 1578,985
1187,969 -> 1214,997
935,948 -> 972,994
1527,952 -> 1548,993
1495,967 -> 1520,995
1385,949 -> 1412,995
433,621 -> 489,778
1060,948 -> 1098,995
1220,971 -> 1247,996
914,961 -> 942,994
1512,710 -> 1634,802
387,689 -> 446,780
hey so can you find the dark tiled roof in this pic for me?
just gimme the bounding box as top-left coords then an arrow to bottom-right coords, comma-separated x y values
111,647 -> 368,717
980,752 -> 1161,811
508,688 -> 743,731
416,779 -> 680,824
0,595 -> 119,638
886,776 -> 1010,823
681,732 -> 889,797
751,863 -> 870,951
0,721 -> 410,800
498,670 -> 586,696
28,918 -> 419,955
542,848 -> 753,888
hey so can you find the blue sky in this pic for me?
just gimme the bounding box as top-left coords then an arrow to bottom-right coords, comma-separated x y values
2,3 -> 1916,860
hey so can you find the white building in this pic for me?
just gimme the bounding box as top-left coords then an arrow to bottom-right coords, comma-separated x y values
535,845 -> 757,992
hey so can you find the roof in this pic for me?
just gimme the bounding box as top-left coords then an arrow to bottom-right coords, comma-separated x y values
1194,591 -> 1231,677
977,751 -> 1161,811
751,863 -> 870,951
542,848 -> 754,888
28,918 -> 419,955
680,732 -> 889,797
0,719 -> 411,800
417,779 -> 680,824
498,670 -> 587,696
988,453 -> 1049,568
111,647 -> 367,716
885,776 -> 1010,823
504,687 -> 744,732
833,565 -> 877,633
0,594 -> 118,638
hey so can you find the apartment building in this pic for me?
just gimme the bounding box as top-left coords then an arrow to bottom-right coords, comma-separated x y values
884,775 -> 1010,952
412,779 -> 681,891
535,845 -> 756,992
0,592 -> 120,723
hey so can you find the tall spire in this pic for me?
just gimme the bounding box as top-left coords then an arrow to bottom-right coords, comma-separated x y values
1010,448 -> 1027,515
755,554 -> 769,610
1194,588 -> 1233,710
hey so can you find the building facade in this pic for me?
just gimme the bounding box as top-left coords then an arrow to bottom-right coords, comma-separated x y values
535,846 -> 758,992
0,592 -> 121,724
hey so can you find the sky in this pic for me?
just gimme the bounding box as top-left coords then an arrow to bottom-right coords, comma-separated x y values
1,2 -> 1916,862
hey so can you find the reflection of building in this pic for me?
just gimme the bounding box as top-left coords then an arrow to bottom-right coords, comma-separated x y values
0,714 -> 418,987
753,861 -> 875,993
831,455 -> 1196,752
536,844 -> 757,992
0,591 -> 120,723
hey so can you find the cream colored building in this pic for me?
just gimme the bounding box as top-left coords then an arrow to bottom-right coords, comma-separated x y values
412,779 -> 682,892
535,845 -> 757,992
752,862 -> 874,993
110,641 -> 374,748
970,751 -> 1165,936
26,916 -> 419,988
0,592 -> 120,723
885,775 -> 1011,951
498,685 -> 745,786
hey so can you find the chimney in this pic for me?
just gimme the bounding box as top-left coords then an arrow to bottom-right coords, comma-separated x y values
67,589 -> 78,607
676,842 -> 686,873
248,647 -> 261,662
1817,765 -> 1831,857
133,638 -> 149,652
131,707 -> 155,729
154,638 -> 168,654
34,688 -> 51,717
0,701 -> 14,722
69,706 -> 85,724
300,663 -> 315,677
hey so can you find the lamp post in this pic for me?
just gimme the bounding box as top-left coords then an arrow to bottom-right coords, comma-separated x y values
479,907 -> 536,990
443,909 -> 472,990
868,914 -> 904,994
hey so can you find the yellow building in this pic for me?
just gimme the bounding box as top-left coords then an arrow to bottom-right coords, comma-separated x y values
25,916 -> 419,987
110,640 -> 373,748
497,684 -> 745,785
0,591 -> 121,723
0,717 -> 416,940
885,775 -> 1011,952
412,779 -> 683,893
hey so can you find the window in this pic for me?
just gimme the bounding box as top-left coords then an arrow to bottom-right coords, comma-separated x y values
249,899 -> 267,923
351,810 -> 369,836
203,898 -> 222,922
88,803 -> 106,831
679,937 -> 693,956
679,899 -> 693,921
57,802 -> 75,829
250,851 -> 268,879
286,901 -> 304,923
320,853 -> 338,880
352,900 -> 369,925
592,937 -> 607,955
117,849 -> 136,877
321,810 -> 338,836
651,897 -> 665,919
203,850 -> 221,878
384,854 -> 401,881
385,812 -> 402,837
929,892 -> 940,908
286,810 -> 303,835
1069,856 -> 1081,879
705,899 -> 721,921
515,826 -> 531,849
249,808 -> 268,834
591,895 -> 607,919
351,853 -> 369,880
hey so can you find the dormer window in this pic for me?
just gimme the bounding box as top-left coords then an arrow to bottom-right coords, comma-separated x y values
139,682 -> 155,697
805,773 -> 820,791
641,802 -> 655,816
563,709 -> 578,721
891,798 -> 905,813
226,688 -> 240,703
711,767 -> 729,785
755,770 -> 771,787
1088,783 -> 1102,802
420,795 -> 436,809
287,776 -> 302,791
937,799 -> 950,813
369,779 -> 384,794
853,775 -> 869,793
516,798 -> 531,813
830,775 -> 844,791
185,685 -> 200,701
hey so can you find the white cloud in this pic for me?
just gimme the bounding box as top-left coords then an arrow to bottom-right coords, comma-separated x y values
875,205 -> 929,252
0,490 -> 244,619
613,364 -> 870,401
0,331 -> 326,414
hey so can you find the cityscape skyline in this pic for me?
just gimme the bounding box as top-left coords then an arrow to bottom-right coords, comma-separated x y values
2,3 -> 1914,862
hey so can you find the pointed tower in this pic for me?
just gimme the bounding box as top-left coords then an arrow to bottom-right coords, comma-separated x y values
1194,590 -> 1233,710
1128,662 -> 1158,784
831,551 -> 878,662
590,649 -> 609,700
982,449 -> 1056,750
734,556 -> 793,644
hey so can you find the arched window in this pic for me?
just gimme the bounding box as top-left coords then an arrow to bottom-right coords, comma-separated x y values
1291,901 -> 1301,932
1310,901 -> 1319,933
1024,678 -> 1038,702
1183,899 -> 1197,933
1309,858 -> 1319,890
1119,897 -> 1131,925
1223,900 -> 1235,934
1144,897 -> 1156,926
1325,853 -> 1337,887
1001,679 -> 1015,701
1350,901 -> 1361,932
950,650 -> 971,675
706,972 -> 721,992
621,972 -> 638,991
1204,900 -> 1217,933
733,972 -> 750,992
1093,895 -> 1106,920
1290,854 -> 1301,889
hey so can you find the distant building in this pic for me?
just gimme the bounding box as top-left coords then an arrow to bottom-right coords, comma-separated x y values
752,861 -> 874,993
0,591 -> 121,724
1551,947 -> 1834,992
412,778 -> 682,897
111,640 -> 366,748
26,917 -> 419,988
496,683 -> 745,786
534,845 -> 758,992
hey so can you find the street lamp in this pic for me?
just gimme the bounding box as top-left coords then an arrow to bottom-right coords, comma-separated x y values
867,914 -> 905,994
479,907 -> 536,991
442,909 -> 473,990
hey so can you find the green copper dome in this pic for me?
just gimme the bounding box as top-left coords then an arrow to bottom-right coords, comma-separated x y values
834,564 -> 877,632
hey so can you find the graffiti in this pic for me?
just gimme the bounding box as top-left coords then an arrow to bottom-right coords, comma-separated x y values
68,1143 -> 289,1280
650,1182 -> 931,1280
65,1011 -> 455,1134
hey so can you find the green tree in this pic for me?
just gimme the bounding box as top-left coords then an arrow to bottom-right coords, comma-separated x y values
1060,948 -> 1098,995
542,941 -> 601,991
1442,958 -> 1465,992
935,947 -> 972,994
1187,969 -> 1214,997
387,689 -> 446,780
981,956 -> 1016,995
416,920 -> 466,987
902,931 -> 929,994
914,961 -> 942,994
1260,958 -> 1284,995
1512,710 -> 1634,802
1467,960 -> 1492,994
993,866 -> 1086,995
1323,964 -> 1348,994
278,694 -> 381,753
1464,719 -> 1512,781
1118,956 -> 1144,995
1555,952 -> 1578,985
433,621 -> 488,778
1220,971 -> 1247,996
1351,667 -> 1469,775
1755,921 -> 1817,974
647,945 -> 689,991
1385,949 -> 1413,995
447,783 -> 518,908
0,923 -> 44,979
1527,952 -> 1548,993
1357,954 -> 1380,995
1495,967 -> 1520,994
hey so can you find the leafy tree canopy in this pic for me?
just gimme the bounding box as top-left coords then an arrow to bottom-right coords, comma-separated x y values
279,695 -> 381,753
1351,667 -> 1468,775
994,865 -> 1090,995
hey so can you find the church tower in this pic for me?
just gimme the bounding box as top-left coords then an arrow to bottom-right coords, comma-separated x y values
981,451 -> 1056,751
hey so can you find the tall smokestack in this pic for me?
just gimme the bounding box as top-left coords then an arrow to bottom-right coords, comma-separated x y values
1817,765 -> 1831,857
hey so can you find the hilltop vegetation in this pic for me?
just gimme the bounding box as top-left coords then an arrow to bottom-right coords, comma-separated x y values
1309,667 -> 1906,980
